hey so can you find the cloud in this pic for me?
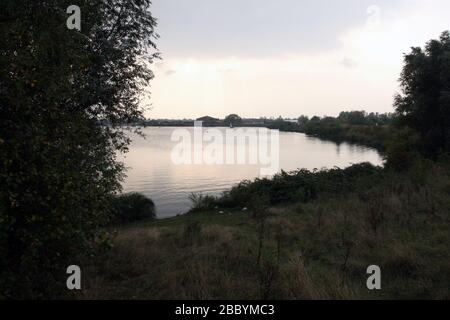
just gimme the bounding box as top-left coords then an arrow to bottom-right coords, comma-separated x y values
153,0 -> 398,58
147,0 -> 450,119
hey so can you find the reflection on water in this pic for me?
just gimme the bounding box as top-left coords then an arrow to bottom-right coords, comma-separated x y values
119,127 -> 383,218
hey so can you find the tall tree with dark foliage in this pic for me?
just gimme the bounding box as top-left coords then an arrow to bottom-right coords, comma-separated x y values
394,31 -> 450,157
0,0 -> 158,298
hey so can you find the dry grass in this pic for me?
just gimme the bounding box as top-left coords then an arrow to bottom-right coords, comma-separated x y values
78,161 -> 450,299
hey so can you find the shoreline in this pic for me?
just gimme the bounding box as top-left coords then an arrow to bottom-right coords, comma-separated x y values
82,158 -> 450,299
121,127 -> 385,220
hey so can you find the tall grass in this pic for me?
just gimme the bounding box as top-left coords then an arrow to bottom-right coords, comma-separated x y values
78,159 -> 450,299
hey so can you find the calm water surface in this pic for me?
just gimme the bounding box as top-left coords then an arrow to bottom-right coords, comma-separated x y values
119,127 -> 383,218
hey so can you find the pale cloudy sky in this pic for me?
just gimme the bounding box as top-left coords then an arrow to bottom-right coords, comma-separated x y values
145,0 -> 450,119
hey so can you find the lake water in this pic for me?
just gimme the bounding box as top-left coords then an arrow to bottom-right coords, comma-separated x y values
120,127 -> 383,218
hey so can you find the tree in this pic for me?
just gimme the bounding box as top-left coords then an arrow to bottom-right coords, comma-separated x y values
394,31 -> 450,157
224,114 -> 242,127
309,116 -> 321,124
297,115 -> 309,127
0,0 -> 158,298
338,111 -> 367,125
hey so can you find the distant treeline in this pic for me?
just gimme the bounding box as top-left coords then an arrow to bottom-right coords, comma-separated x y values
268,111 -> 395,151
101,111 -> 396,151
104,115 -> 273,128
300,111 -> 394,151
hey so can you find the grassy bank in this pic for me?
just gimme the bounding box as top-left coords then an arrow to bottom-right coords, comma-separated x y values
78,159 -> 450,299
301,123 -> 393,152
267,112 -> 395,151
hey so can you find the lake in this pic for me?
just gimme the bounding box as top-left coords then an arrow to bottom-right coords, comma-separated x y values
119,127 -> 383,218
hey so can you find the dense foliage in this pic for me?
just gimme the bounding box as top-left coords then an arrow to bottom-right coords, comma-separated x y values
302,122 -> 392,151
80,159 -> 450,299
0,0 -> 158,298
189,163 -> 382,210
111,193 -> 156,224
267,112 -> 394,151
78,31 -> 450,300
394,31 -> 450,157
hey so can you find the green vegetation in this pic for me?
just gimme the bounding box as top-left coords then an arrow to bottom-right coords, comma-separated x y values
188,193 -> 218,212
394,31 -> 450,158
267,117 -> 302,132
0,0 -> 158,298
79,159 -> 450,299
76,32 -> 450,300
111,193 -> 156,225
303,123 -> 392,151
1,0 -> 449,300
301,113 -> 394,151
268,111 -> 395,151
216,163 -> 382,208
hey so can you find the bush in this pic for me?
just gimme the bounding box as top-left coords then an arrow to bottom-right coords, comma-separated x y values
188,193 -> 217,212
216,163 -> 382,209
385,128 -> 423,171
111,193 -> 156,224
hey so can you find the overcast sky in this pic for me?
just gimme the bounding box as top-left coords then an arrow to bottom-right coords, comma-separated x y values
145,0 -> 450,119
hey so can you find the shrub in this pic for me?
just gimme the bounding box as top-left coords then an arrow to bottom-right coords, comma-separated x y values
216,163 -> 382,209
385,128 -> 423,171
188,193 -> 217,212
111,193 -> 156,224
